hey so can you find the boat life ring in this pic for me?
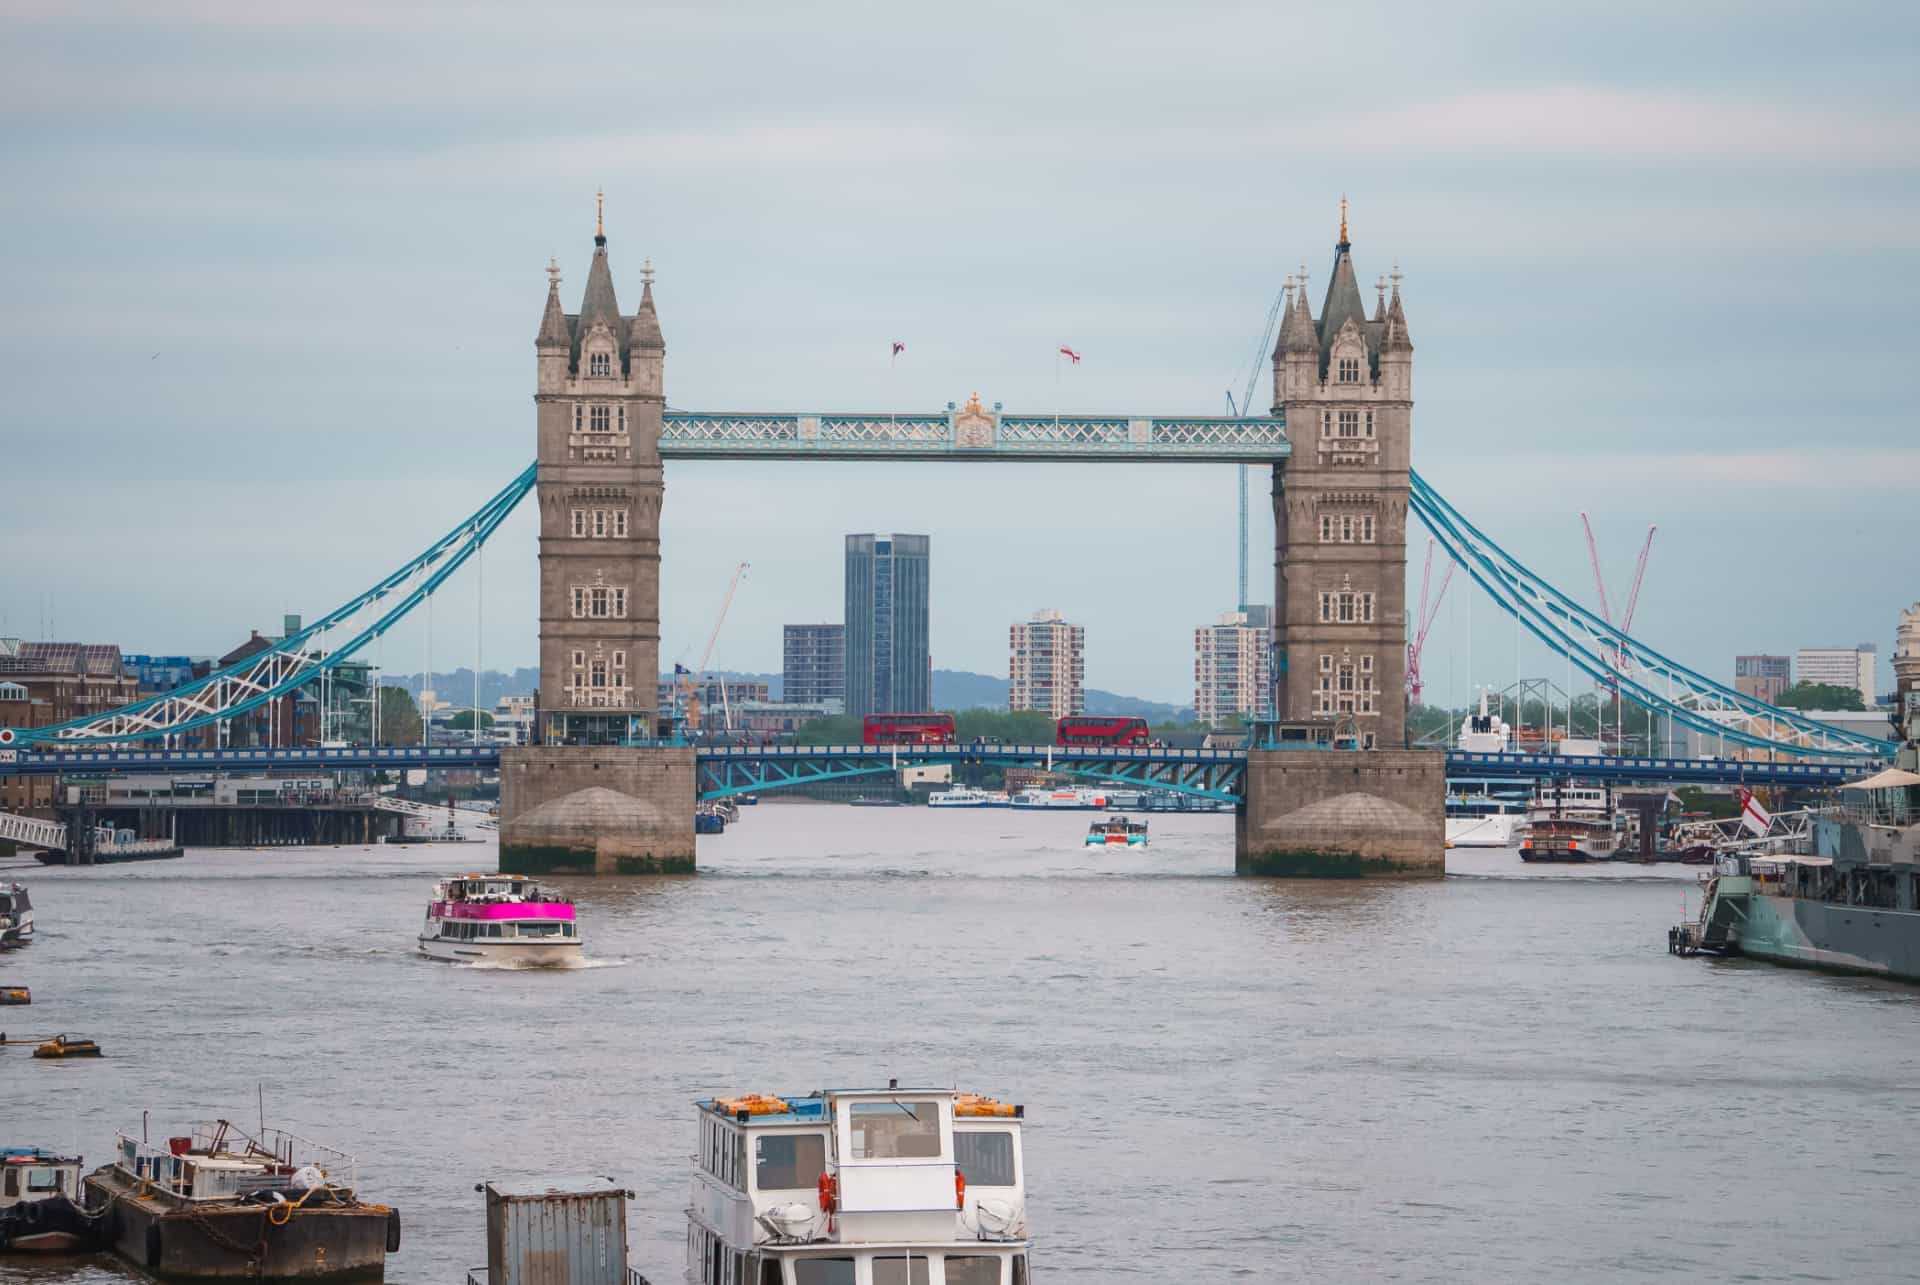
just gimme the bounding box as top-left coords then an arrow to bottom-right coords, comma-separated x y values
955,1170 -> 966,1209
816,1172 -> 836,1213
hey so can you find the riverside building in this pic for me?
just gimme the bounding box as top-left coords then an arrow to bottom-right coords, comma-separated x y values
845,534 -> 930,718
1008,609 -> 1085,718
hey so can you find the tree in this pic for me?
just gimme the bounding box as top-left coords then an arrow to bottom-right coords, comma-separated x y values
376,686 -> 423,744
1775,682 -> 1865,712
447,710 -> 495,731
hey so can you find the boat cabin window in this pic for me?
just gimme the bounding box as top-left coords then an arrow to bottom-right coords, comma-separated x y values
944,1258 -> 1003,1285
954,1131 -> 1017,1187
3,1168 -> 15,1196
870,1256 -> 931,1285
792,1260 -> 855,1285
26,1167 -> 63,1192
518,921 -> 565,937
848,1100 -> 940,1159
755,1133 -> 826,1190
1011,1257 -> 1027,1285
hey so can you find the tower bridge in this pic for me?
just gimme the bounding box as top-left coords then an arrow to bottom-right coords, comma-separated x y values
0,203 -> 1895,877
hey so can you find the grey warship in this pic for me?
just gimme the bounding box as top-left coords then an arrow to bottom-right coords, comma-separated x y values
1672,603 -> 1920,982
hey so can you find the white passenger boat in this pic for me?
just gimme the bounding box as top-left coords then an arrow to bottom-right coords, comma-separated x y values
1085,815 -> 1148,848
1444,795 -> 1526,848
1455,691 -> 1511,754
418,874 -> 582,965
1521,782 -> 1623,862
689,1084 -> 1031,1285
0,1147 -> 87,1251
1009,786 -> 1112,810
0,883 -> 32,947
927,788 -> 1009,809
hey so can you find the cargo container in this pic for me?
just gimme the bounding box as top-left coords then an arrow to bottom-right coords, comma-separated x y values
471,1175 -> 642,1285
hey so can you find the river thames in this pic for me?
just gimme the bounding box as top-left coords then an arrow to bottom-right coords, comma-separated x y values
8,806 -> 1920,1282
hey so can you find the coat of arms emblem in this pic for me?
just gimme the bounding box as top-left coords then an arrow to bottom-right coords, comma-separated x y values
954,391 -> 996,449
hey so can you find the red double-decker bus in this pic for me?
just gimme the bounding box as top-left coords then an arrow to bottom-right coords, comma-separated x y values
862,713 -> 957,745
1055,715 -> 1151,747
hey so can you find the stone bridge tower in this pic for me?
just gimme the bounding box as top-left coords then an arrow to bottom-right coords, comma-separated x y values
1235,204 -> 1443,877
500,199 -> 694,877
1270,204 -> 1412,750
532,195 -> 666,745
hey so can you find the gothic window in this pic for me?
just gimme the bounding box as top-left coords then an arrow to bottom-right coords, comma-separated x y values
590,405 -> 611,432
589,351 -> 611,377
1361,515 -> 1375,543
571,588 -> 587,618
1360,593 -> 1375,623
1319,515 -> 1334,542
590,659 -> 608,688
1318,593 -> 1331,623
1321,411 -> 1331,438
1338,356 -> 1361,384
571,510 -> 586,538
590,587 -> 610,617
1365,411 -> 1375,438
1338,410 -> 1360,439
1338,593 -> 1355,623
612,508 -> 628,537
1360,655 -> 1374,673
572,649 -> 585,667
1363,733 -> 1377,749
573,405 -> 582,430
1319,654 -> 1333,673
619,406 -> 627,430
612,588 -> 627,618
1340,515 -> 1355,543
592,510 -> 607,538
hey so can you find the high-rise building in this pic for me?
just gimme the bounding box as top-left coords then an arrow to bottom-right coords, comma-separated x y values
1796,645 -> 1878,703
783,624 -> 846,709
1734,654 -> 1791,705
844,534 -> 930,718
1194,607 -> 1273,728
1008,609 -> 1084,718
1269,209 -> 1411,749
531,205 -> 666,745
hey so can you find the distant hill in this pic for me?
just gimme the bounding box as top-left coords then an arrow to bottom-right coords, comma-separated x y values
933,668 -> 1191,722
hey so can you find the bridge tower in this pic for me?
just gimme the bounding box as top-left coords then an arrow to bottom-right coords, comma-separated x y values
1236,204 -> 1444,876
499,199 -> 695,875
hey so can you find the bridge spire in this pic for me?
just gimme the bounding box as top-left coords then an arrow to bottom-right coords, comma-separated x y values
1383,262 -> 1412,353
595,187 -> 605,245
536,257 -> 569,351
1283,264 -> 1318,354
630,257 -> 664,353
1339,194 -> 1349,247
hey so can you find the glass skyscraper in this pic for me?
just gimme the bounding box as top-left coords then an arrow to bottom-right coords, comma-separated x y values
845,534 -> 930,717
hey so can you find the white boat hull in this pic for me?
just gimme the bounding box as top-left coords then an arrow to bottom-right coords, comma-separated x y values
417,935 -> 583,966
1445,814 -> 1523,847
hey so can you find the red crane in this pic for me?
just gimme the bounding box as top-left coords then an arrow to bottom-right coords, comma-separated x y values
1405,538 -> 1454,705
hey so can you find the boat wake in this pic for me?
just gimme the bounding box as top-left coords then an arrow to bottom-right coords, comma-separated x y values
464,955 -> 631,971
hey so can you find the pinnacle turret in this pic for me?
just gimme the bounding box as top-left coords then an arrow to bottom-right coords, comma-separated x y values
536,258 -> 569,350
1283,266 -> 1319,354
1272,276 -> 1296,363
630,259 -> 664,352
1382,268 -> 1412,353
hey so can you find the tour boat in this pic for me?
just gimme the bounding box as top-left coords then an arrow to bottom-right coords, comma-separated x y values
1009,785 -> 1113,810
1444,794 -> 1526,848
1520,782 -> 1622,862
418,874 -> 582,965
0,1147 -> 89,1252
0,883 -> 32,947
83,1118 -> 398,1280
1085,815 -> 1148,847
688,1084 -> 1031,1285
927,787 -> 1009,809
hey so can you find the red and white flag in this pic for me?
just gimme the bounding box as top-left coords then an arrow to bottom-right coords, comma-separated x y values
1058,346 -> 1081,365
1738,787 -> 1771,837
891,341 -> 905,357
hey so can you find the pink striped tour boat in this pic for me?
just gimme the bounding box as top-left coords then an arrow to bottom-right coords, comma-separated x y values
417,874 -> 582,965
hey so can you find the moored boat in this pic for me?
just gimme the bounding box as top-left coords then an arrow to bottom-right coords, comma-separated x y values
927,787 -> 1009,809
33,1035 -> 100,1059
688,1084 -> 1031,1285
0,1147 -> 90,1252
1520,782 -> 1621,862
418,874 -> 582,966
83,1118 -> 398,1282
1444,793 -> 1525,848
1085,815 -> 1148,848
0,883 -> 32,946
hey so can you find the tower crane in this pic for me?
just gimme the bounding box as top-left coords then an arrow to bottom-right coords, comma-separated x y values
679,561 -> 749,735
1405,538 -> 1454,705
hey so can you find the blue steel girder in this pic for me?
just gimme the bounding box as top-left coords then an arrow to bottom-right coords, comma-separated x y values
692,744 -> 1247,803
660,409 -> 1289,462
697,755 -> 897,799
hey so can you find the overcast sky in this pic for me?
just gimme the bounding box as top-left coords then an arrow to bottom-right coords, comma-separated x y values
2,0 -> 1915,704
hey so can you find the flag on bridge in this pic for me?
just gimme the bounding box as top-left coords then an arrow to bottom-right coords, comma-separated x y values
1058,346 -> 1081,365
1738,787 -> 1772,836
891,341 -> 905,357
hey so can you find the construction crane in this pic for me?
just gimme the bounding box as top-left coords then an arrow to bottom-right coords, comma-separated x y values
1227,272 -> 1293,612
679,561 -> 749,734
1580,514 -> 1656,746
1405,538 -> 1454,706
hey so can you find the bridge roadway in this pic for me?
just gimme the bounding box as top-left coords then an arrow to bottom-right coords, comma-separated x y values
0,744 -> 1873,799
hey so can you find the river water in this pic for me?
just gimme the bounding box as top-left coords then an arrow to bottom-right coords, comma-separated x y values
8,806 -> 1920,1283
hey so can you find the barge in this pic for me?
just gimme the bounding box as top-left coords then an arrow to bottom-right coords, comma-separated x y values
84,1119 -> 398,1282
689,1084 -> 1031,1284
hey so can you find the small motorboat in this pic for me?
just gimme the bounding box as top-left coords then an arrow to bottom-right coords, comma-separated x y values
1085,815 -> 1149,848
0,987 -> 28,1006
0,1147 -> 91,1252
32,1036 -> 100,1059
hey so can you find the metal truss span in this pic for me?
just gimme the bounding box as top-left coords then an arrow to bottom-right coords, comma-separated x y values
1408,471 -> 1898,760
661,408 -> 1289,462
696,743 -> 1248,802
0,466 -> 537,749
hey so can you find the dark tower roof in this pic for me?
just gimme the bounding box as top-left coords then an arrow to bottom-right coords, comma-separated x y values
1383,275 -> 1413,353
1283,267 -> 1320,354
535,259 -> 569,351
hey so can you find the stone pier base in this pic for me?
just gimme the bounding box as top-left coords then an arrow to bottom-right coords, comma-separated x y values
1235,749 -> 1446,877
498,746 -> 697,875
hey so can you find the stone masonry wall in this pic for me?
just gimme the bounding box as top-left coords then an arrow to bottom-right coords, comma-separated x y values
499,745 -> 696,875
1236,749 -> 1445,877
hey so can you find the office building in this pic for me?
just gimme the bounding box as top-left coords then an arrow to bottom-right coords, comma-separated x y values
1194,607 -> 1273,728
783,624 -> 846,708
1796,644 -> 1878,702
1008,609 -> 1085,718
1733,654 -> 1791,705
845,534 -> 930,718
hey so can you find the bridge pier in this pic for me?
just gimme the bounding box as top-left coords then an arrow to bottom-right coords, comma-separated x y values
498,746 -> 696,875
1236,749 -> 1446,877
